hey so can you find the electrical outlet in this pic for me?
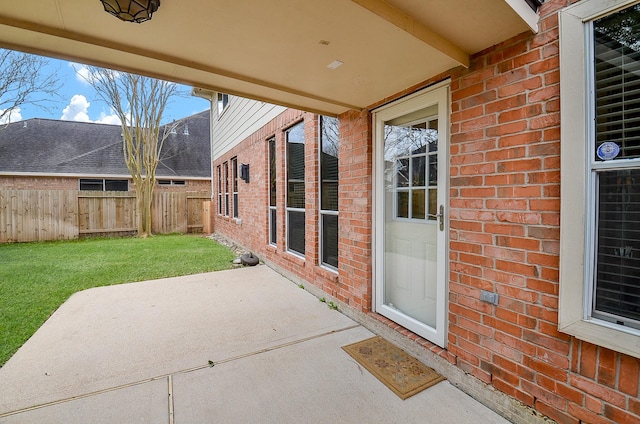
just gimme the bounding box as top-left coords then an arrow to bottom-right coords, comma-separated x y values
480,290 -> 499,305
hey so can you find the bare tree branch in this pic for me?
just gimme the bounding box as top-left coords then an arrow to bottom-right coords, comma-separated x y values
0,49 -> 61,125
84,67 -> 178,236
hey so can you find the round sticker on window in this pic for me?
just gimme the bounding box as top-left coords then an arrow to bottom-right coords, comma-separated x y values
597,141 -> 620,161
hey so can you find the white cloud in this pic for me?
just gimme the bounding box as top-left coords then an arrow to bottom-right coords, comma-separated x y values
60,94 -> 124,125
61,94 -> 91,122
0,107 -> 22,124
95,111 -> 121,125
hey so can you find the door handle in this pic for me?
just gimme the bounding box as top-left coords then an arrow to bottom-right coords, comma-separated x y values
427,205 -> 445,231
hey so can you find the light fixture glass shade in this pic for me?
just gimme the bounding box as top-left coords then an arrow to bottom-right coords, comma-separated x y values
100,0 -> 160,23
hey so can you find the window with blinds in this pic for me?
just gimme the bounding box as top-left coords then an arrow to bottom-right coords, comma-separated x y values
232,157 -> 239,218
320,116 -> 339,269
268,137 -> 277,246
217,165 -> 222,215
592,6 -> 640,329
286,122 -> 305,256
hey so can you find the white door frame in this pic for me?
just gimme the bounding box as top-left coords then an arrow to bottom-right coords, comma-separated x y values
372,81 -> 450,348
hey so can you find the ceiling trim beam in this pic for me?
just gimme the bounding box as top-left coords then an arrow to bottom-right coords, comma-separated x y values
0,15 -> 362,114
350,0 -> 470,68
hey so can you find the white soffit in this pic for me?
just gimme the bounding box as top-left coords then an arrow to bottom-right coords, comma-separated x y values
0,0 -> 536,115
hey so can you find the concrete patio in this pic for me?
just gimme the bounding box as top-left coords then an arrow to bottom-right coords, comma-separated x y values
0,265 -> 512,423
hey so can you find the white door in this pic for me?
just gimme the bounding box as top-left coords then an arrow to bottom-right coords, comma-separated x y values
374,84 -> 448,348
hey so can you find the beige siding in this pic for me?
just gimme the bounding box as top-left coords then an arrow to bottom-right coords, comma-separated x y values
211,96 -> 286,160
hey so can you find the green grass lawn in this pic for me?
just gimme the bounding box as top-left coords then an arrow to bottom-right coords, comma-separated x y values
0,234 -> 236,367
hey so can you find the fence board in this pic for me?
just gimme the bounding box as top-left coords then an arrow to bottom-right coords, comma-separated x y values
0,190 -> 210,242
0,190 -> 78,242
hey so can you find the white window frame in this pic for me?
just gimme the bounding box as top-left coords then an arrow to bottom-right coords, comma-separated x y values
231,157 -> 239,218
223,161 -> 229,217
286,121 -> 306,258
268,137 -> 277,246
217,93 -> 229,117
319,116 -> 339,271
559,0 -> 640,359
216,165 -> 223,215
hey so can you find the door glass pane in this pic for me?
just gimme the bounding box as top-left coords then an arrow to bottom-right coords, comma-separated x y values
383,115 -> 438,329
412,189 -> 426,219
412,156 -> 426,186
396,159 -> 409,187
397,191 -> 409,218
428,189 -> 438,219
428,155 -> 438,186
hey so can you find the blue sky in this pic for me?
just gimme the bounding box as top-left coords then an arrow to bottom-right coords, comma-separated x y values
9,57 -> 210,125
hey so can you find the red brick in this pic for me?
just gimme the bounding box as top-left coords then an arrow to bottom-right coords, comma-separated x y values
618,354 -> 640,396
536,401 -> 579,424
604,404 -> 640,424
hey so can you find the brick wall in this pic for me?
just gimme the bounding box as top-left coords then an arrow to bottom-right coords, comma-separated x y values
445,1 -> 640,423
211,1 -> 640,422
0,176 -> 78,190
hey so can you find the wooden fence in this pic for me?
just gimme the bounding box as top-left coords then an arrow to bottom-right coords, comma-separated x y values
0,190 -> 210,243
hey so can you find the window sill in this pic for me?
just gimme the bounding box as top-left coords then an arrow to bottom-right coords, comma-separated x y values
559,317 -> 640,359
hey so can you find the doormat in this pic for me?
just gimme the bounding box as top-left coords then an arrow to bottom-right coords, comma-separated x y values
342,336 -> 445,400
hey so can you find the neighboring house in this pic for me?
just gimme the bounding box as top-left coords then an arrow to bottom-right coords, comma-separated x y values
205,2 -> 640,424
0,110 -> 211,193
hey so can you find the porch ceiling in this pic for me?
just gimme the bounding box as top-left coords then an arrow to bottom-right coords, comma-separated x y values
0,1 -> 536,115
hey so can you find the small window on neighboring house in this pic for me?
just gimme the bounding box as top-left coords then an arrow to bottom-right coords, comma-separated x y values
268,137 -> 277,246
217,165 -> 222,215
320,116 -> 339,270
560,0 -> 640,359
231,157 -> 239,218
158,180 -> 186,186
286,121 -> 305,256
223,161 -> 229,217
217,93 -> 229,116
80,178 -> 128,191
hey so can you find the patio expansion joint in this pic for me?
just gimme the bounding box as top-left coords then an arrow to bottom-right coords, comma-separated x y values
0,323 -> 362,419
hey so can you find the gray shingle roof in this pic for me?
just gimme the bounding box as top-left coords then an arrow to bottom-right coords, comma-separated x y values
0,110 -> 211,178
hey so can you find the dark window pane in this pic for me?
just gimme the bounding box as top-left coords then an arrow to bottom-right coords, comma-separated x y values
412,156 -> 426,187
396,159 -> 409,187
269,138 -> 276,207
412,189 -> 426,219
233,194 -> 238,218
288,181 -> 305,209
105,180 -> 128,191
321,116 -> 339,212
594,5 -> 640,161
397,191 -> 409,218
594,169 -> 640,326
322,214 -> 338,268
287,122 -> 305,209
429,155 -> 438,186
232,158 -> 238,191
80,179 -> 103,191
321,181 -> 338,211
428,189 -> 438,220
270,208 -> 277,244
288,210 -> 305,255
